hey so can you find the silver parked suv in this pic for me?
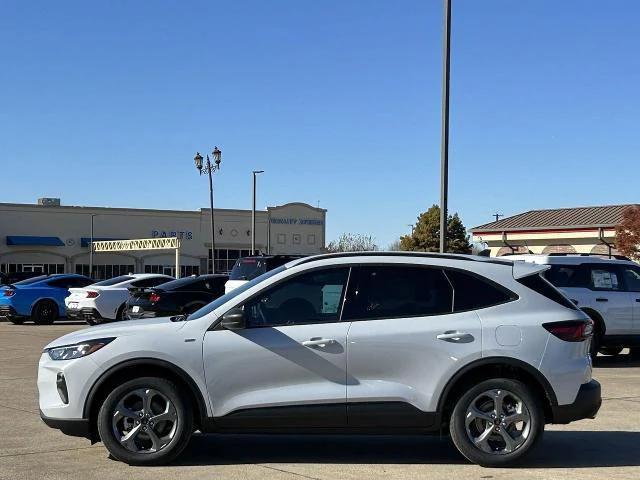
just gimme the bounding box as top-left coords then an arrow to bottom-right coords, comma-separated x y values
508,254 -> 640,356
38,253 -> 601,467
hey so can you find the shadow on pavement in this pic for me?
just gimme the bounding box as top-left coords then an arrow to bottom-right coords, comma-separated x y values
171,430 -> 640,468
593,353 -> 640,368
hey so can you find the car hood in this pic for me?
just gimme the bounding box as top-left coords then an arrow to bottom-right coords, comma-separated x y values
44,317 -> 186,349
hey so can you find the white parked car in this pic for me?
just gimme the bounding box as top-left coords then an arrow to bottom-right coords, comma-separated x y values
507,254 -> 640,356
39,253 -> 600,467
225,255 -> 303,293
65,274 -> 173,324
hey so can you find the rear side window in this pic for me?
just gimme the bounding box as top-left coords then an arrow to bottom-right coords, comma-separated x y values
444,270 -> 516,311
517,274 -> 578,310
131,277 -> 172,288
544,265 -> 589,288
588,265 -> 622,291
344,266 -> 453,320
93,275 -> 134,286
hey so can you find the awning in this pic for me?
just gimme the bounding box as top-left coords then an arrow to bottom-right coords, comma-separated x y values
80,237 -> 125,247
6,236 -> 65,246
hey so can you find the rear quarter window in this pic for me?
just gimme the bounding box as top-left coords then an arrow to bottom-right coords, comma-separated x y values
517,274 -> 578,310
444,269 -> 517,311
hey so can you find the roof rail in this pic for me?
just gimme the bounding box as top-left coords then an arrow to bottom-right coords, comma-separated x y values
546,253 -> 632,261
294,251 -> 512,266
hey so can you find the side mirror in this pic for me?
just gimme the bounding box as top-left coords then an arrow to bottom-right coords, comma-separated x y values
221,307 -> 246,330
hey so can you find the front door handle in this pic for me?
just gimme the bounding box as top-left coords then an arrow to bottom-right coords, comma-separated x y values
596,298 -> 609,302
302,338 -> 336,348
437,331 -> 474,343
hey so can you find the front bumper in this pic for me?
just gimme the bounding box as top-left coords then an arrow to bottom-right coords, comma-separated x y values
551,379 -> 602,424
40,409 -> 91,438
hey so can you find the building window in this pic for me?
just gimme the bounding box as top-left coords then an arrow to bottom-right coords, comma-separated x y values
292,234 -> 301,245
307,234 -> 316,245
75,264 -> 135,280
208,249 -> 251,274
1,264 -> 64,275
144,265 -> 199,277
277,233 -> 286,245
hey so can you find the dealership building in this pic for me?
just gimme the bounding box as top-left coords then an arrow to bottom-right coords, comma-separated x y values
0,199 -> 327,279
470,204 -> 636,257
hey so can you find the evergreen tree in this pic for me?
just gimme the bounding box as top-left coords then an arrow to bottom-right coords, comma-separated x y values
399,204 -> 471,253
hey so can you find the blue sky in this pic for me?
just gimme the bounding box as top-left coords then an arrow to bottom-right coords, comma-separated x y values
1,0 -> 639,248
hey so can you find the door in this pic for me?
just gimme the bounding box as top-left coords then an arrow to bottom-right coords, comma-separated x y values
586,264 -> 634,335
343,265 -> 482,427
203,266 -> 351,428
620,265 -> 640,333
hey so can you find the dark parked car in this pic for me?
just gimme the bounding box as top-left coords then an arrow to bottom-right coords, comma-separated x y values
125,274 -> 228,319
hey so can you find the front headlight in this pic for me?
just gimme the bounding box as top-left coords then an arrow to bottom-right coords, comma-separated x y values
45,338 -> 115,361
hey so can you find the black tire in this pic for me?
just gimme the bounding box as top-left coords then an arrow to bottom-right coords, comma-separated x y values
97,376 -> 193,466
449,378 -> 544,467
185,303 -> 205,315
630,347 -> 640,359
599,346 -> 623,356
32,300 -> 58,325
116,304 -> 127,321
85,318 -> 96,326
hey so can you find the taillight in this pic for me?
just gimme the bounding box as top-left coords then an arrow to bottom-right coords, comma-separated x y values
86,291 -> 99,298
149,293 -> 161,303
543,320 -> 593,342
3,290 -> 15,297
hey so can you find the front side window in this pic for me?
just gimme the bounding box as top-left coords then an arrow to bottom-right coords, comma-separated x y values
622,266 -> 640,292
343,266 -> 453,321
243,267 -> 349,328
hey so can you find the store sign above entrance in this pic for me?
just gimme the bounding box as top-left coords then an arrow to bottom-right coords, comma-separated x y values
92,238 -> 181,252
270,218 -> 323,226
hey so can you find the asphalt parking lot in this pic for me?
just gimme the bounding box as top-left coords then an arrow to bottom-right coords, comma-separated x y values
1,321 -> 639,480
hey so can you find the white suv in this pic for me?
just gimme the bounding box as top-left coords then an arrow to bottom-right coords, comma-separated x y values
65,274 -> 173,324
507,254 -> 640,357
38,253 -> 600,467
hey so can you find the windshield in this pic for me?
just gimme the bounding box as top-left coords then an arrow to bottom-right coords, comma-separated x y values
229,257 -> 267,281
13,275 -> 49,285
188,265 -> 286,320
92,275 -> 134,287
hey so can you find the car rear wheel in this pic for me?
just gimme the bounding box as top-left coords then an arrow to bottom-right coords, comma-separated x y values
116,304 -> 127,321
599,346 -> 623,356
32,301 -> 58,325
449,378 -> 544,467
97,376 -> 193,465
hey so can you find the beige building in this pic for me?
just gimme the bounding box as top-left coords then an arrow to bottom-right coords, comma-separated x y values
471,204 -> 637,257
0,199 -> 326,279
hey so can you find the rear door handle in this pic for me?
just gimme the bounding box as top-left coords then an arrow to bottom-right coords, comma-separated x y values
437,331 -> 474,343
302,338 -> 336,348
596,298 -> 609,302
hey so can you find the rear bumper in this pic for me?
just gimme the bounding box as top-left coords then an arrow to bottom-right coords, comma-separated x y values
0,305 -> 26,321
40,409 -> 91,439
66,307 -> 109,323
551,379 -> 601,424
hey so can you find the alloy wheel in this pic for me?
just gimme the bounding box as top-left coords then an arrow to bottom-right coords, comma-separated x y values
111,388 -> 178,454
464,388 -> 531,455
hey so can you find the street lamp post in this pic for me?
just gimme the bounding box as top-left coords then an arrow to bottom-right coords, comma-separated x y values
439,0 -> 452,253
89,214 -> 95,278
252,170 -> 264,255
194,147 -> 222,274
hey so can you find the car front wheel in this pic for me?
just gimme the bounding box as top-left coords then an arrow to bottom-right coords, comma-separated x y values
97,377 -> 193,465
449,378 -> 544,467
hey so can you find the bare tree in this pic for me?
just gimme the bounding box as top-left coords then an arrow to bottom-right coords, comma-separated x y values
327,233 -> 378,253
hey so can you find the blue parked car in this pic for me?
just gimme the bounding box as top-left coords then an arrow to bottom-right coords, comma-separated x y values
0,274 -> 94,325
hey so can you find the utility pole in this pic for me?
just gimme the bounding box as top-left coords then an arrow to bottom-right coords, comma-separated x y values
251,170 -> 264,254
439,0 -> 452,253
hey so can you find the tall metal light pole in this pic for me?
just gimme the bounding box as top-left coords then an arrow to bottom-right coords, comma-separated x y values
89,214 -> 95,278
439,0 -> 452,253
194,147 -> 222,274
252,170 -> 264,255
